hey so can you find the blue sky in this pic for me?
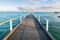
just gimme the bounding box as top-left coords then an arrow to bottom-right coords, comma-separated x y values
0,0 -> 60,11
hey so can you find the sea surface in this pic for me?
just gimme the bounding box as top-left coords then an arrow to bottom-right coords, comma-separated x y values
0,12 -> 60,40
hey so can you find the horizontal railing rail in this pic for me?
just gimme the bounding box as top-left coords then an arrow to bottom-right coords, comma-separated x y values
0,14 -> 29,32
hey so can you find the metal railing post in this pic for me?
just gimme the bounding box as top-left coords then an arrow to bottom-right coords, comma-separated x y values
10,19 -> 13,31
20,16 -> 22,22
38,16 -> 40,22
46,20 -> 49,31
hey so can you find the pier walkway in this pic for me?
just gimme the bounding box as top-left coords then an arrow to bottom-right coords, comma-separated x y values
4,14 -> 53,40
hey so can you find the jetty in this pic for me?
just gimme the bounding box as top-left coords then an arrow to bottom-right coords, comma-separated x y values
3,14 -> 55,40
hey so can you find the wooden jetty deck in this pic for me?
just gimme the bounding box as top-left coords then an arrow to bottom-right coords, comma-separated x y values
4,14 -> 54,40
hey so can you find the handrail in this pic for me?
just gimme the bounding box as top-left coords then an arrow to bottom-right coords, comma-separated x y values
0,20 -> 10,25
33,14 -> 55,40
0,15 -> 27,25
0,14 -> 29,32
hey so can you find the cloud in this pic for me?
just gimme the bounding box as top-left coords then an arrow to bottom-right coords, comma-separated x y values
28,0 -> 48,4
28,0 -> 56,7
28,0 -> 38,4
49,0 -> 60,7
0,7 -> 20,12
40,0 -> 60,8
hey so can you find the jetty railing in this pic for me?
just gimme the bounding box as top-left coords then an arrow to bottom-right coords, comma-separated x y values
33,14 -> 55,40
0,14 -> 29,39
0,15 -> 27,31
33,14 -> 49,31
33,14 -> 60,40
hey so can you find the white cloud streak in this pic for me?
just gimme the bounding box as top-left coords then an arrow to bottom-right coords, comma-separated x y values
49,0 -> 60,7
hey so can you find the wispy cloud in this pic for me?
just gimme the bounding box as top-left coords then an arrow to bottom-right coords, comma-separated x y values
28,0 -> 48,4
48,0 -> 60,7
28,0 -> 57,7
28,0 -> 38,4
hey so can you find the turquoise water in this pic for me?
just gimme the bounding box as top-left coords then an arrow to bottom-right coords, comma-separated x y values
0,12 -> 60,40
0,12 -> 28,22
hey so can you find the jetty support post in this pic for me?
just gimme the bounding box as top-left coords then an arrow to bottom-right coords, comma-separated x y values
38,16 -> 40,22
20,16 -> 22,22
10,19 -> 13,31
46,20 -> 49,31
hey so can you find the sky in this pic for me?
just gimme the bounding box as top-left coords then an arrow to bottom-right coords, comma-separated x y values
0,0 -> 60,11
